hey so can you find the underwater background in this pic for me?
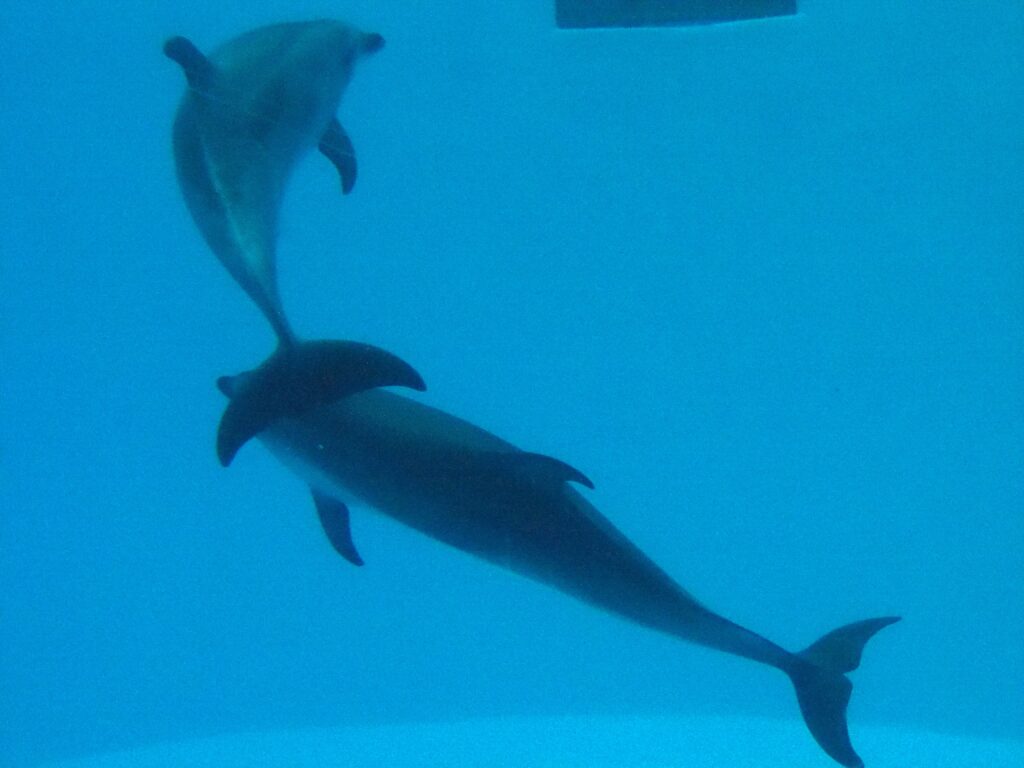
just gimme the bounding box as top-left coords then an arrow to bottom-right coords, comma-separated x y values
2,1 -> 1022,766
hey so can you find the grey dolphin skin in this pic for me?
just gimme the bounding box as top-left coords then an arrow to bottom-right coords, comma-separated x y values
165,22 -> 427,459
165,20 -> 385,344
216,372 -> 898,768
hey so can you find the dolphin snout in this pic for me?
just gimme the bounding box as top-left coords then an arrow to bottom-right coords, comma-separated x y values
362,32 -> 385,54
216,375 -> 236,398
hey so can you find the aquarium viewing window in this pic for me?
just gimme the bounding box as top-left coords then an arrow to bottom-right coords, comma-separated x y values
555,0 -> 798,28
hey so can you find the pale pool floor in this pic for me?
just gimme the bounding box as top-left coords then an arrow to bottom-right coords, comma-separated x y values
45,714 -> 1024,768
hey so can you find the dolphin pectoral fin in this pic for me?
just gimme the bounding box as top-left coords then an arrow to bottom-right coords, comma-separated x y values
216,340 -> 426,466
788,616 -> 900,768
164,36 -> 216,91
481,451 -> 595,490
319,118 -> 357,195
312,490 -> 364,566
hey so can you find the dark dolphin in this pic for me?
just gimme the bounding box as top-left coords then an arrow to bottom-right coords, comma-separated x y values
217,370 -> 898,768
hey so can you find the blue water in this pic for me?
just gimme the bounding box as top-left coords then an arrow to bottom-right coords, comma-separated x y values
2,2 -> 1022,766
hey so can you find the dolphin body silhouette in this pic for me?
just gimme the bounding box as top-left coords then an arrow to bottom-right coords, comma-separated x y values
216,371 -> 898,768
165,20 -> 384,344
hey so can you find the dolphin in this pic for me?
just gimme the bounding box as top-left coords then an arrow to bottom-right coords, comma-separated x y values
165,20 -> 385,344
165,21 -> 427,456
216,366 -> 899,768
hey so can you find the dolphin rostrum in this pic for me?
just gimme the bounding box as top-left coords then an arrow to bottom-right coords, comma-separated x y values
166,22 -> 426,454
165,20 -> 385,344
216,367 -> 899,768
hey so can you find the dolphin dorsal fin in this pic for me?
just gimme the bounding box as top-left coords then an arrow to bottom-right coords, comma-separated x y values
312,490 -> 364,566
164,36 -> 216,91
319,118 -> 357,195
478,451 -> 595,491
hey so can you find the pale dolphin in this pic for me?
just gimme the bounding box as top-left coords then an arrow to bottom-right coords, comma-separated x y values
165,20 -> 385,343
217,368 -> 899,768
165,22 -> 426,454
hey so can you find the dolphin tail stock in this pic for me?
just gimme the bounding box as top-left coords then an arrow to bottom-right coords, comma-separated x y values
215,338 -> 426,466
784,616 -> 900,768
257,303 -> 297,350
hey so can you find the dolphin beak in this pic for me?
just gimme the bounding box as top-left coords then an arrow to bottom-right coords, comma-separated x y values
216,375 -> 236,398
362,32 -> 385,54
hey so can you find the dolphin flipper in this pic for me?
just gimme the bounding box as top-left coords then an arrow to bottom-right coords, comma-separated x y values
319,118 -> 357,194
217,340 -> 426,466
164,36 -> 216,91
312,490 -> 364,566
479,451 -> 595,491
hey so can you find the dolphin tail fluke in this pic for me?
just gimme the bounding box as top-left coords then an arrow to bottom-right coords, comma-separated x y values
786,616 -> 899,768
215,340 -> 426,466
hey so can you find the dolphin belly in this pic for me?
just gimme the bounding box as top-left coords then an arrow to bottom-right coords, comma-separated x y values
259,389 -> 790,668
